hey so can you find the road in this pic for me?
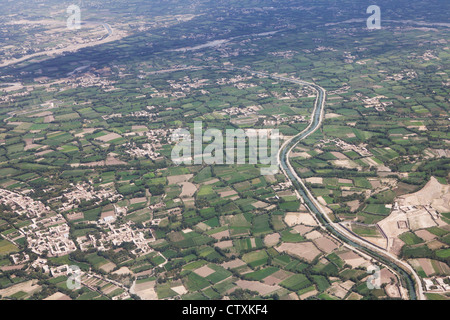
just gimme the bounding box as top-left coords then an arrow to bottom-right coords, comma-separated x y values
0,22 -> 115,68
238,69 -> 425,300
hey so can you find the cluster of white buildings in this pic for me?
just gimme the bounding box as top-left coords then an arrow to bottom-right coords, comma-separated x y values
320,138 -> 372,157
102,113 -> 122,120
385,70 -> 417,81
129,110 -> 159,120
167,77 -> 209,92
220,105 -> 261,116
10,252 -> 30,265
0,188 -> 52,217
77,222 -> 154,256
21,215 -> 77,257
272,181 -> 292,192
53,183 -> 122,212
125,142 -> 161,160
263,115 -> 305,126
67,73 -> 115,89
424,277 -> 450,292
362,95 -> 393,112
269,50 -> 297,59
216,75 -> 253,85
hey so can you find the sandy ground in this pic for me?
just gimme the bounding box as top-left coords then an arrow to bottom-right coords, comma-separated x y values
414,229 -> 437,241
74,128 -> 97,137
263,270 -> 291,285
385,284 -> 402,298
113,267 -> 132,275
44,292 -> 72,300
264,175 -> 277,183
380,268 -> 397,285
201,178 -> 220,185
193,265 -> 215,277
390,238 -> 406,256
332,159 -> 361,170
95,132 -> 122,142
100,211 -> 115,220
346,200 -> 360,212
276,242 -> 322,262
130,197 -> 147,204
67,212 -> 84,221
377,179 -> 448,255
182,198 -> 195,208
313,236 -> 340,253
305,177 -> 323,184
172,285 -> 188,295
408,212 -> 437,230
195,222 -> 210,231
215,240 -> 233,249
369,179 -> 382,189
317,196 -> 328,206
305,230 -> 322,240
300,289 -> 318,300
23,138 -> 40,151
338,250 -> 370,269
264,233 -> 280,247
331,152 -> 349,160
132,125 -> 148,131
293,224 -> 313,235
327,282 -> 348,299
427,240 -> 447,250
284,212 -> 318,227
416,258 -> 435,276
290,151 -> 311,159
235,280 -> 281,296
0,280 -> 41,297
134,280 -> 157,300
398,176 -> 450,213
378,209 -> 409,240
70,155 -> 127,167
168,174 -> 193,185
210,230 -> 230,240
221,259 -> 246,269
361,236 -> 388,249
179,182 -> 197,197
219,190 -> 238,198
44,115 -> 55,123
325,113 -> 342,119
100,262 -> 117,273
252,201 -> 269,208
28,111 -> 53,118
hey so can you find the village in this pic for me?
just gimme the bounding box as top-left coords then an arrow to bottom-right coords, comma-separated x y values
0,188 -> 52,218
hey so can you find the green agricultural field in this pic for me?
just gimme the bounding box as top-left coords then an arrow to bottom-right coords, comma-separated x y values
242,250 -> 268,268
280,274 -> 311,291
184,272 -> 211,291
0,240 -> 18,255
436,248 -> 450,259
399,232 -> 424,245
244,267 -> 279,281
351,224 -> 380,237
363,204 -> 391,216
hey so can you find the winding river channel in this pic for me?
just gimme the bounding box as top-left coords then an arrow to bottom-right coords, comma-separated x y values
230,67 -> 424,300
